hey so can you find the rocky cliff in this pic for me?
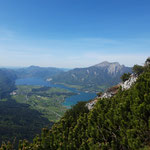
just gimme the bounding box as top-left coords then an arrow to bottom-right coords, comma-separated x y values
86,73 -> 138,110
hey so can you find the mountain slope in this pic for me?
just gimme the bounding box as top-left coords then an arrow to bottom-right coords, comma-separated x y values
52,61 -> 132,92
0,99 -> 53,148
3,61 -> 150,150
0,69 -> 16,99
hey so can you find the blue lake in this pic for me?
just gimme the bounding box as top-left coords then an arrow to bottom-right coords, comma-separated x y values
16,78 -> 96,107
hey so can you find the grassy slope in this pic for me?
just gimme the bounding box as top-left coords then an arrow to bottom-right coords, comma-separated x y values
12,85 -> 75,122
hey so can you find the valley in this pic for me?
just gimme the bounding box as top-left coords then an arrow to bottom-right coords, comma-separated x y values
0,60 -> 149,149
6,59 -> 149,150
0,1 -> 149,149
12,85 -> 73,122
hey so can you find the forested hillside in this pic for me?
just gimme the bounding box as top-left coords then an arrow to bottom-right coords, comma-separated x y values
0,69 -> 16,99
0,70 -> 53,148
1,61 -> 150,149
0,99 -> 53,148
14,66 -> 64,79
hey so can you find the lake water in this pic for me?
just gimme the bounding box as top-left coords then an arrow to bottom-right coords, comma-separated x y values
16,78 -> 96,107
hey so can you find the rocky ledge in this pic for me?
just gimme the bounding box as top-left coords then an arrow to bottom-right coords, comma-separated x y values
86,74 -> 137,110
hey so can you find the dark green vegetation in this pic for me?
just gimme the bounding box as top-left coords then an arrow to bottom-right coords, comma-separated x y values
0,98 -> 53,148
1,62 -> 150,149
0,69 -> 54,147
0,69 -> 16,99
133,65 -> 145,76
0,69 -> 75,147
145,57 -> 150,66
121,73 -> 131,82
13,86 -> 74,122
14,66 -> 64,79
52,61 -> 132,92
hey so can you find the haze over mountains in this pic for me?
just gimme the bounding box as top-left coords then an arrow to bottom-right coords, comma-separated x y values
13,66 -> 64,79
4,61 -> 132,92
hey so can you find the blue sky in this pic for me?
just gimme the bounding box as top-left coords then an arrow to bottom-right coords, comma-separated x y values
0,0 -> 150,68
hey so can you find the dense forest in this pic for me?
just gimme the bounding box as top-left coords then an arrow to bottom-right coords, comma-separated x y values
0,99 -> 53,148
0,69 -> 16,99
1,60 -> 150,149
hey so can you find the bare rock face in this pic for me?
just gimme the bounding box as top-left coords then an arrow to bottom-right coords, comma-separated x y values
86,99 -> 98,110
86,74 -> 138,110
101,74 -> 137,99
94,61 -> 126,76
120,74 -> 137,90
101,85 -> 120,99
94,61 -> 111,67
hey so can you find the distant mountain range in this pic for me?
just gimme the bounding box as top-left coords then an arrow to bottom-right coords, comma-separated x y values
51,61 -> 132,92
6,62 -> 132,92
14,66 -> 64,79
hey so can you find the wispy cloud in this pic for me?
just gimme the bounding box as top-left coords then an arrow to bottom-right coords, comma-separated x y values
0,29 -> 149,68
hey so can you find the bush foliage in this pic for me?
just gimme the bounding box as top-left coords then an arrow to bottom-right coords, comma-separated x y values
121,73 -> 131,82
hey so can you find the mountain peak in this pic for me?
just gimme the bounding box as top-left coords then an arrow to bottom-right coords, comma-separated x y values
93,61 -> 127,75
29,65 -> 40,68
94,61 -> 120,67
